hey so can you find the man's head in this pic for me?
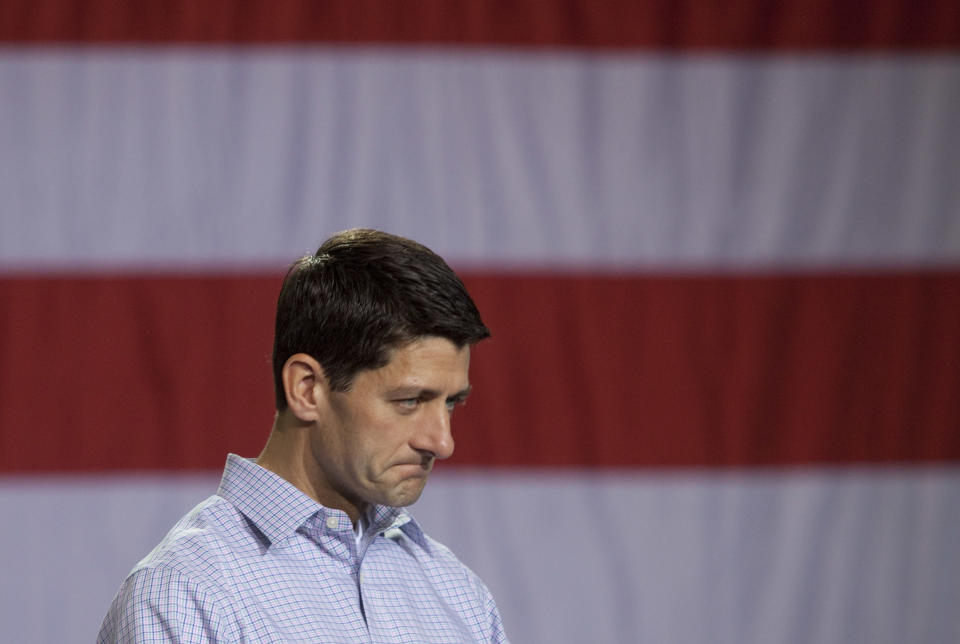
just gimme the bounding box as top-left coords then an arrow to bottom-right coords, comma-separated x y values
272,228 -> 490,409
267,229 -> 489,518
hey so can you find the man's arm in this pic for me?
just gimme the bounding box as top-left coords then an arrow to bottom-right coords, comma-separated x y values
97,566 -> 239,644
484,589 -> 510,644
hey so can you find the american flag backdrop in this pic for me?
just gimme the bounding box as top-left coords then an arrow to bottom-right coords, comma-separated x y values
1,2 -> 959,642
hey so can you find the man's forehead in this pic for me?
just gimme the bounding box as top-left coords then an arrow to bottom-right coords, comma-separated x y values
370,337 -> 470,383
387,336 -> 469,361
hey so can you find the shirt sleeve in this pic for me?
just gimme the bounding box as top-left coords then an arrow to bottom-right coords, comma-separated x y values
97,566 -> 239,643
485,589 -> 510,644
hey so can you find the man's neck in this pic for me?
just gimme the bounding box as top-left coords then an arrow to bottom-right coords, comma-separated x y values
256,412 -> 365,524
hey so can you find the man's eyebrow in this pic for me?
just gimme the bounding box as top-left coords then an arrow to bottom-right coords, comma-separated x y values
447,385 -> 472,402
384,385 -> 472,400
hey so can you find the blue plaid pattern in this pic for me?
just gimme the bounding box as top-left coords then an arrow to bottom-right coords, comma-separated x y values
98,455 -> 508,643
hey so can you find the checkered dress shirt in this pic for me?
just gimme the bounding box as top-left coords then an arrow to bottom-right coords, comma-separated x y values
98,454 -> 508,643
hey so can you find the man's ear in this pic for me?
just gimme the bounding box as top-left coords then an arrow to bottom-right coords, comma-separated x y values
281,353 -> 328,422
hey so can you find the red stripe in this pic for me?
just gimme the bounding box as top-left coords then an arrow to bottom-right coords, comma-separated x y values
1,270 -> 958,472
1,0 -> 958,49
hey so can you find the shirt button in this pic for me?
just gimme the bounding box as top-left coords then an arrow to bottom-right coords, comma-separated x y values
359,573 -> 365,584
325,516 -> 338,530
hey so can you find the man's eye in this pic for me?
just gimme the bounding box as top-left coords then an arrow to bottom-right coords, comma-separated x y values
397,399 -> 419,409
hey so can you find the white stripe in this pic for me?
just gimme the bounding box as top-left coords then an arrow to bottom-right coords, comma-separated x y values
2,467 -> 958,643
1,50 -> 958,270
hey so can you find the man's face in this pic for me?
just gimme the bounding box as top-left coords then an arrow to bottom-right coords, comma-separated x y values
309,336 -> 471,519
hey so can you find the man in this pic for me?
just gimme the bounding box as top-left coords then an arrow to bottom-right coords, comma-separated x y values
98,229 -> 508,643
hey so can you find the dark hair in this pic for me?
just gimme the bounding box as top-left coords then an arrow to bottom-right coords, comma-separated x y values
272,229 -> 490,409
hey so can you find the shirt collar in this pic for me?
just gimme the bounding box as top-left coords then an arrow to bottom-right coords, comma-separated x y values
369,504 -> 428,548
217,454 -> 428,549
217,454 -> 324,548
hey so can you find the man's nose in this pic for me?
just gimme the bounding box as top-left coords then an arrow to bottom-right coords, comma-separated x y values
413,402 -> 455,461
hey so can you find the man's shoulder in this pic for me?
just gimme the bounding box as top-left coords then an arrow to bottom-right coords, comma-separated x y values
132,494 -> 255,580
382,522 -> 507,641
98,496 -> 253,643
401,524 -> 496,602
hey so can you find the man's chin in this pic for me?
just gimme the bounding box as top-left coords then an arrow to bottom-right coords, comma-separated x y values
383,477 -> 429,508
